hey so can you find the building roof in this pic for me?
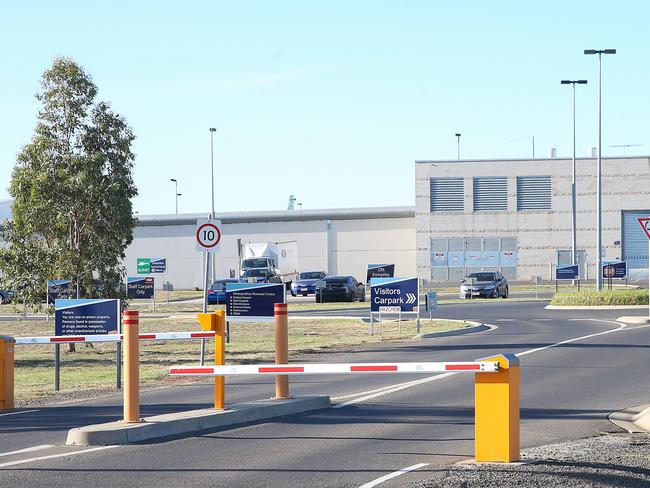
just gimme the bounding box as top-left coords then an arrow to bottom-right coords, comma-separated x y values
415,155 -> 650,164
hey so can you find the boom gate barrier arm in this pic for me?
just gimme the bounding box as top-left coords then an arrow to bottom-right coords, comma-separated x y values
0,335 -> 14,410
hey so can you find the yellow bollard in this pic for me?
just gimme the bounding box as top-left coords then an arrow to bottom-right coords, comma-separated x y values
475,353 -> 520,462
274,303 -> 289,400
123,310 -> 141,423
0,335 -> 14,411
198,311 -> 226,410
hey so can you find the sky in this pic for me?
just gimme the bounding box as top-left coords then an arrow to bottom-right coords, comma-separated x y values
1,1 -> 648,215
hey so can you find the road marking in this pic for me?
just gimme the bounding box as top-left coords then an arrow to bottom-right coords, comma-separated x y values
0,445 -> 117,469
358,463 -> 430,488
496,319 -> 515,322
0,409 -> 39,417
0,445 -> 54,458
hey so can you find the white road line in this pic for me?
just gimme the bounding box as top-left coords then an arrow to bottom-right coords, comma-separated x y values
358,463 -> 430,488
0,445 -> 117,469
496,319 -> 515,322
0,445 -> 53,458
0,409 -> 39,417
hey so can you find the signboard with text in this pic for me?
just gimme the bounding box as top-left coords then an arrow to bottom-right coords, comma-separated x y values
370,277 -> 419,313
137,258 -> 166,274
602,261 -> 627,279
127,277 -> 154,299
425,291 -> 438,311
225,283 -> 285,322
54,299 -> 120,336
196,219 -> 222,253
556,265 -> 579,281
366,264 -> 395,283
47,279 -> 72,301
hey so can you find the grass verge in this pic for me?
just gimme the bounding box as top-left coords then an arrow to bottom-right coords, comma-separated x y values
2,316 -> 467,404
550,289 -> 648,306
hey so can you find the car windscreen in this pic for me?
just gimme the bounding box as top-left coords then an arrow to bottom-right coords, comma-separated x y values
467,273 -> 496,282
242,258 -> 270,268
243,269 -> 269,278
210,282 -> 227,291
300,272 -> 322,280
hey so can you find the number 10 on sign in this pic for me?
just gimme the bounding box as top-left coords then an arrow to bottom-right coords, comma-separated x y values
196,219 -> 222,252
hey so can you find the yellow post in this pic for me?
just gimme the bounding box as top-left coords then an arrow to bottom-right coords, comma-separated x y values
274,303 -> 289,399
0,335 -> 15,411
123,310 -> 141,423
475,353 -> 520,462
197,312 -> 226,410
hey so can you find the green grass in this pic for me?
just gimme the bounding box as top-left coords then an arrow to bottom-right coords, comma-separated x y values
551,289 -> 649,306
2,316 -> 467,404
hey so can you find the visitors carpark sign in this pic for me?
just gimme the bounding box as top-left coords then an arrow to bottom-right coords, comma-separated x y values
370,277 -> 419,313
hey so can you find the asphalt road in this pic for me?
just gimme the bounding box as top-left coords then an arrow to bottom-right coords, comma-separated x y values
1,301 -> 649,487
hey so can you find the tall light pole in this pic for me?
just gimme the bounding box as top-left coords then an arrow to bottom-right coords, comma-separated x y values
561,79 -> 588,272
455,133 -> 461,160
170,178 -> 179,214
209,128 -> 216,219
584,49 -> 616,290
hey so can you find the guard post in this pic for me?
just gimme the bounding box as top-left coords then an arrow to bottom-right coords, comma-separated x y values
198,310 -> 226,409
274,303 -> 289,399
0,335 -> 14,410
123,310 -> 141,423
475,353 -> 520,462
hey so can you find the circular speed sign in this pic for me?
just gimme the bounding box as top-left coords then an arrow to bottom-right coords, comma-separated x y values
603,265 -> 615,278
196,221 -> 222,251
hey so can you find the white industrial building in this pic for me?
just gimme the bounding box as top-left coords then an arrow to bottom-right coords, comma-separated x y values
415,156 -> 650,283
127,207 -> 415,289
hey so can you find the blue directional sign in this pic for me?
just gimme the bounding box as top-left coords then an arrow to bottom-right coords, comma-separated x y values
127,277 -> 154,299
555,265 -> 579,281
150,258 -> 167,273
425,291 -> 438,311
226,283 -> 285,322
602,261 -> 627,279
47,279 -> 72,301
54,299 -> 120,336
366,264 -> 395,283
370,277 -> 419,313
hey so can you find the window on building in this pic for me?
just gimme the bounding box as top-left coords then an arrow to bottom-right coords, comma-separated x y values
429,178 -> 464,212
517,176 -> 551,210
473,177 -> 507,211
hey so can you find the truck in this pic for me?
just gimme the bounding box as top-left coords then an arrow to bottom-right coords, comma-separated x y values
239,241 -> 299,287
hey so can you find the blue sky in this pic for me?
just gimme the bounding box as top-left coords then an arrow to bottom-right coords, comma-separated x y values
1,1 -> 648,214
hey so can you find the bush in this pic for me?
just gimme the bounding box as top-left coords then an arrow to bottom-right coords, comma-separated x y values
551,289 -> 649,306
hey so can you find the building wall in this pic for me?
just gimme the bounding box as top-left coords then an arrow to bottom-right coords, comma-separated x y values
124,209 -> 416,289
415,156 -> 650,282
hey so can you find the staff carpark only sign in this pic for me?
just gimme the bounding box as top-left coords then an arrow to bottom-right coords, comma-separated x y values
370,277 -> 419,313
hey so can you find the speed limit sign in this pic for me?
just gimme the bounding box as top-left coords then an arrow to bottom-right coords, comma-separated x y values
195,219 -> 222,252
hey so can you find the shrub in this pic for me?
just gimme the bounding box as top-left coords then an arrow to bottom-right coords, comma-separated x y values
551,289 -> 648,306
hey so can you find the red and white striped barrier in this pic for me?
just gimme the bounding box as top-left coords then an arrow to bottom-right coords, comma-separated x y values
15,331 -> 215,345
169,361 -> 499,376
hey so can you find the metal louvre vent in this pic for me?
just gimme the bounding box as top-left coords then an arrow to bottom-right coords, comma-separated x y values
473,177 -> 507,211
516,176 -> 551,210
430,178 -> 464,212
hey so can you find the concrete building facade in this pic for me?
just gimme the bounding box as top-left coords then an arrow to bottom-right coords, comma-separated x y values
126,207 -> 415,289
415,156 -> 650,283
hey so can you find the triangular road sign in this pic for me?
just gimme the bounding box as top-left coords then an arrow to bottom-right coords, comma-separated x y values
638,217 -> 650,240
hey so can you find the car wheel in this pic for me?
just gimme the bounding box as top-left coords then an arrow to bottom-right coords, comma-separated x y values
503,286 -> 509,299
315,295 -> 321,303
360,294 -> 366,302
492,289 -> 499,299
290,292 -> 296,297
0,296 -> 3,305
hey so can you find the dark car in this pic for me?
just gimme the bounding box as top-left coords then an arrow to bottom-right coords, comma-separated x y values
240,268 -> 283,284
316,276 -> 366,303
207,279 -> 238,304
290,271 -> 327,296
0,289 -> 15,304
459,272 -> 509,299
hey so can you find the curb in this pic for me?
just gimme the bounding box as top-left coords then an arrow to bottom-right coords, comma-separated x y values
66,395 -> 330,446
616,316 -> 650,324
609,403 -> 650,433
545,305 -> 648,310
414,321 -> 495,339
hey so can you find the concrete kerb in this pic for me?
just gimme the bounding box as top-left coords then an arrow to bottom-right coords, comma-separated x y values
545,305 -> 648,310
609,403 -> 650,433
616,316 -> 650,325
413,320 -> 495,340
66,395 -> 330,446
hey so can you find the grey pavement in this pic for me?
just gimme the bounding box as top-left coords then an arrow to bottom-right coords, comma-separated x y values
0,300 -> 648,487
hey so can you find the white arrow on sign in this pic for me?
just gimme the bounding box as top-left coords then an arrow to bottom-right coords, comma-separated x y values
406,293 -> 416,304
196,219 -> 222,253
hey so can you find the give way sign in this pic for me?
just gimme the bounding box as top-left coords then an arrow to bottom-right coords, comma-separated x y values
196,219 -> 222,252
638,217 -> 650,240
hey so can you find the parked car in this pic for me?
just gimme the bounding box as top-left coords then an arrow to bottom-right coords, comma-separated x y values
207,279 -> 239,304
290,271 -> 327,296
316,276 -> 365,303
240,268 -> 283,284
459,272 -> 509,299
0,289 -> 15,304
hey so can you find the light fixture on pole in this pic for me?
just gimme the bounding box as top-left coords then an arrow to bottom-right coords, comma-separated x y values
584,48 -> 616,291
455,133 -> 461,160
560,79 -> 588,273
170,178 -> 179,214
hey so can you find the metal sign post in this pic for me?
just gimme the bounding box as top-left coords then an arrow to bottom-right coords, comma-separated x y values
196,218 -> 222,365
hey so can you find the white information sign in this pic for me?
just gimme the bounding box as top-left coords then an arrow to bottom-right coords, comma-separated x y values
195,219 -> 222,252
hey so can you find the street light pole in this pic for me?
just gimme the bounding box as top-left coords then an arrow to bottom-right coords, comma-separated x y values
209,128 -> 217,286
170,178 -> 178,214
455,133 -> 461,160
584,49 -> 616,291
561,80 -> 588,272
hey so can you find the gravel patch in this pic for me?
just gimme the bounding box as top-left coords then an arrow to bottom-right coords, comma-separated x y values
413,433 -> 650,487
